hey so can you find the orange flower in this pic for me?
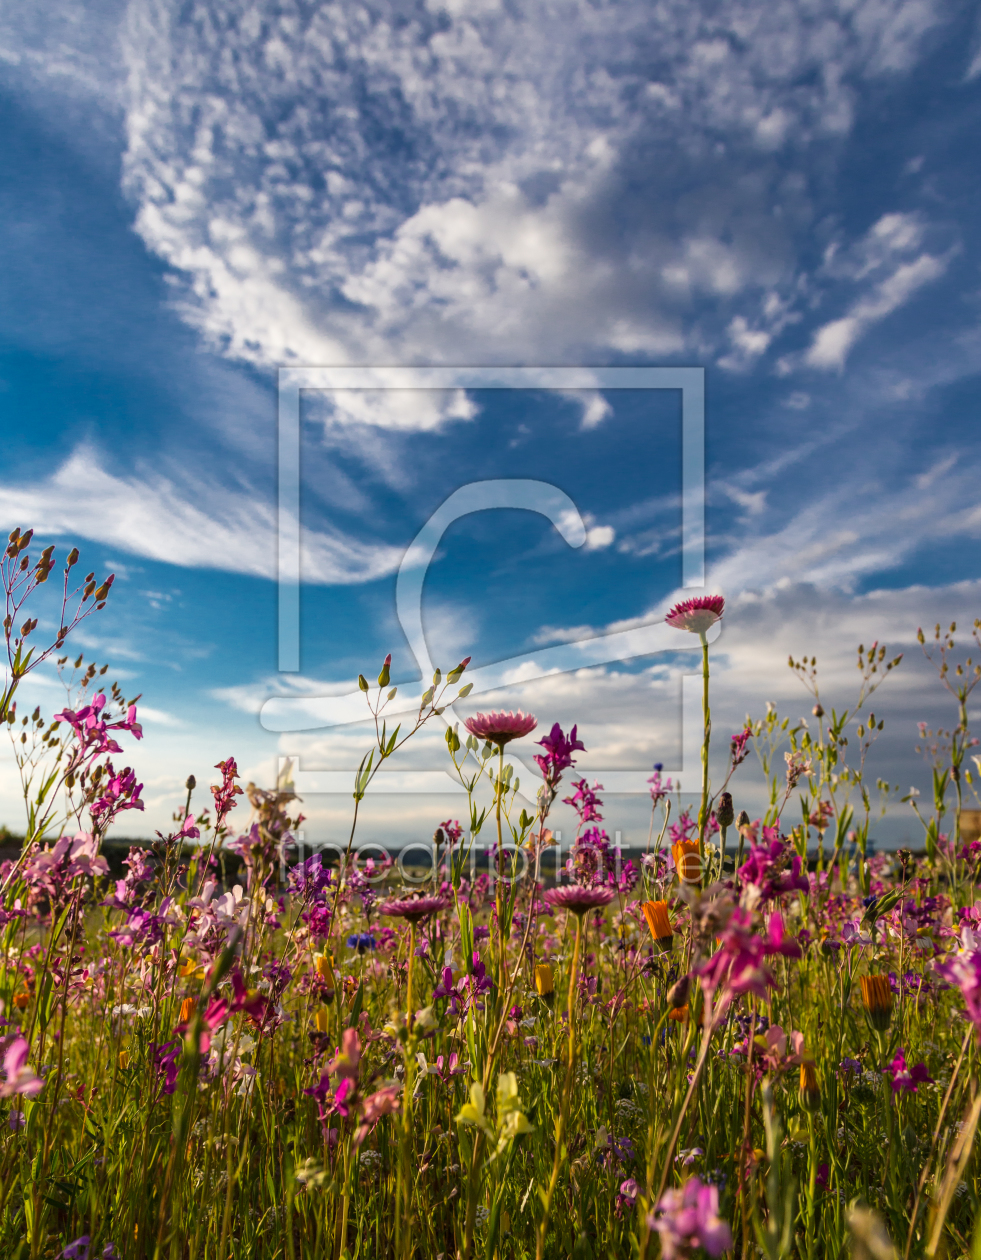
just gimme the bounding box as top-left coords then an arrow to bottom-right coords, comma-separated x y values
13,991 -> 30,1012
672,839 -> 701,884
668,1005 -> 689,1022
179,997 -> 196,1024
641,900 -> 673,951
859,974 -> 893,1032
799,1059 -> 820,1110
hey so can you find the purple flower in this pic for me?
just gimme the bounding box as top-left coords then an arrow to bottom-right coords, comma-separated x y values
8,1110 -> 25,1131
664,595 -> 725,635
648,1176 -> 733,1258
289,852 -> 333,899
729,726 -> 752,768
885,1048 -> 933,1096
935,928 -> 981,1038
534,723 -> 585,786
60,1238 -> 90,1260
151,1039 -> 182,1097
616,1177 -> 639,1216
463,710 -> 537,746
564,779 -> 604,825
378,894 -> 450,923
697,908 -> 775,1008
648,764 -> 674,803
542,886 -> 616,915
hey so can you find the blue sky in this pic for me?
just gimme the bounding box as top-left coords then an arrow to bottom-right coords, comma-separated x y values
1,0 -> 980,849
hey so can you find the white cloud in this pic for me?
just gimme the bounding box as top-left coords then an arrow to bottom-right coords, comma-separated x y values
805,214 -> 951,369
0,446 -> 404,585
584,524 -> 615,550
99,0 -> 954,412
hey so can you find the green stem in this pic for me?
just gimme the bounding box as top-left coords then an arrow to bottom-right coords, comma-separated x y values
697,633 -> 711,884
536,911 -> 583,1260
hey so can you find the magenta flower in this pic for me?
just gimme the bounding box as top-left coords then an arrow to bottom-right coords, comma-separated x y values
762,913 -> 802,959
935,928 -> 981,1038
463,710 -> 537,746
0,1038 -> 44,1098
729,727 -> 752,768
697,907 -> 776,1008
648,764 -> 674,803
378,894 -> 451,923
885,1047 -> 933,1096
665,595 -> 725,635
648,1176 -> 733,1258
542,885 -> 616,915
534,723 -> 585,785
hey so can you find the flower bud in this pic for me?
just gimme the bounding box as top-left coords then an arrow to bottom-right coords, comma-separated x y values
358,674 -> 369,692
534,962 -> 554,1005
736,810 -> 751,831
799,1060 -> 820,1111
716,792 -> 734,828
859,974 -> 893,1033
185,775 -> 196,791
666,974 -> 690,1009
377,653 -> 392,688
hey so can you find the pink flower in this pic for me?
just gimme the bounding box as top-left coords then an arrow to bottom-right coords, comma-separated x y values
885,1047 -> 933,1096
378,894 -> 451,923
697,907 -> 776,1008
648,1176 -> 733,1258
463,710 -> 537,746
542,885 -> 616,914
0,1037 -> 44,1097
935,928 -> 981,1037
534,723 -> 585,785
762,913 -> 802,959
665,596 -> 725,635
328,1028 -> 361,1080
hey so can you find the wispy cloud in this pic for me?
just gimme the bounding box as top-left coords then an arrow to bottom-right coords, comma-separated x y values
0,446 -> 404,584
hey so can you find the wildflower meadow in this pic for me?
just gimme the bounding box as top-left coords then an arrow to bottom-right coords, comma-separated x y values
3,527 -> 981,1260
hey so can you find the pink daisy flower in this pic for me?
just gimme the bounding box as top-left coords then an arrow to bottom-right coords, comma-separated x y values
665,596 -> 725,635
542,885 -> 617,915
463,710 -> 538,746
378,894 -> 451,923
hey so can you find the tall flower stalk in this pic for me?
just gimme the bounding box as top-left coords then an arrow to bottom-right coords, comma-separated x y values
666,596 -> 724,879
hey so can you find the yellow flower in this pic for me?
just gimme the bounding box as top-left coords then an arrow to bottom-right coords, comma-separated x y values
118,1048 -> 130,1070
534,963 -> 554,1003
313,952 -> 335,985
456,1082 -> 492,1133
315,1009 -> 330,1033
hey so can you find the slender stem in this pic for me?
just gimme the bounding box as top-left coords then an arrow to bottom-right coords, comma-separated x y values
536,911 -> 583,1260
697,633 -> 711,884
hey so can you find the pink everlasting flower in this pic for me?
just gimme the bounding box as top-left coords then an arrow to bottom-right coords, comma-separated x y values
379,894 -> 451,923
648,1176 -> 733,1258
542,885 -> 616,915
0,1038 -> 44,1097
463,710 -> 537,746
665,595 -> 725,635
